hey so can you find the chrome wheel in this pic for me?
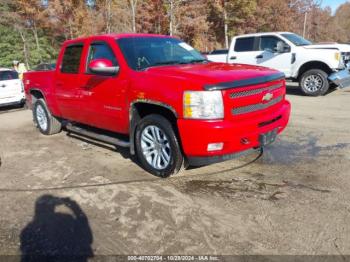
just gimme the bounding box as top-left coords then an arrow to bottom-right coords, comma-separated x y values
36,104 -> 48,131
304,74 -> 323,92
141,125 -> 171,170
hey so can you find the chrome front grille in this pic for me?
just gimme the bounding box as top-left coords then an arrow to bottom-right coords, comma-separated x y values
232,96 -> 283,115
230,83 -> 283,99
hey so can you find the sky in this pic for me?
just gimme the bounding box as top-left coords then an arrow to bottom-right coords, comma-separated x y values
321,0 -> 349,13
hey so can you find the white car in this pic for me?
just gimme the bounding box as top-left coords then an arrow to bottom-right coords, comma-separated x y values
227,32 -> 350,96
0,68 -> 25,107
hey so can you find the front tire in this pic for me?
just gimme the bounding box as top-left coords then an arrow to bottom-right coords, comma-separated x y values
33,99 -> 62,135
300,69 -> 329,96
135,114 -> 184,177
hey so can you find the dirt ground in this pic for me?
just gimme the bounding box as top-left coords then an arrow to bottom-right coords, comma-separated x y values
0,84 -> 350,260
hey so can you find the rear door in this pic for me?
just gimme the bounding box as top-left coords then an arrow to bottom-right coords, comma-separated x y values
256,35 -> 292,77
0,70 -> 23,104
228,36 -> 260,65
55,43 -> 86,122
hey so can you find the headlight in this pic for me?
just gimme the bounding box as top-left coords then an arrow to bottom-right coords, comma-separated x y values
336,52 -> 346,68
335,52 -> 341,62
183,91 -> 224,119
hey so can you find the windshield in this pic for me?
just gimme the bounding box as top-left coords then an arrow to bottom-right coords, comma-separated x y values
117,37 -> 206,70
282,33 -> 312,46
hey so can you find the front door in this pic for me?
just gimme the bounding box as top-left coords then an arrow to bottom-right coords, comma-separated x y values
256,36 -> 292,77
80,40 -> 128,133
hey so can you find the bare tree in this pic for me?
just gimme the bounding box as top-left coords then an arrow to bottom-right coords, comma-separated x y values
129,0 -> 138,32
165,0 -> 185,36
223,0 -> 229,48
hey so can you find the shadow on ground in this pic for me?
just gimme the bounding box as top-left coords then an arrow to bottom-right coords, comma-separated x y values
286,83 -> 338,96
260,133 -> 350,165
20,195 -> 93,262
0,104 -> 25,113
66,132 -> 145,171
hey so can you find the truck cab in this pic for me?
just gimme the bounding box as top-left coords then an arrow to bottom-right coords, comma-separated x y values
228,32 -> 350,96
24,34 -> 291,177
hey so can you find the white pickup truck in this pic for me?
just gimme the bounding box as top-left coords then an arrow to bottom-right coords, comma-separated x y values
221,32 -> 350,96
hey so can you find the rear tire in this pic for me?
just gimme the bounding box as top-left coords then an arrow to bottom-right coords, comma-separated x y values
135,114 -> 184,177
300,69 -> 329,96
33,99 -> 62,135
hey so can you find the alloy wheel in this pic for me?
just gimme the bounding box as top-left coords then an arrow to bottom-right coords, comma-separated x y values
141,125 -> 171,170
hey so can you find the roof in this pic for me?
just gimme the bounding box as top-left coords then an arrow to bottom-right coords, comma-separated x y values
64,33 -> 176,45
234,32 -> 294,38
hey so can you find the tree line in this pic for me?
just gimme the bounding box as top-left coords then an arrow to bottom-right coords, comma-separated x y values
1,0 -> 349,69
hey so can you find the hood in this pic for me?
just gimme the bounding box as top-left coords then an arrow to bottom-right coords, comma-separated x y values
145,62 -> 282,88
303,43 -> 350,52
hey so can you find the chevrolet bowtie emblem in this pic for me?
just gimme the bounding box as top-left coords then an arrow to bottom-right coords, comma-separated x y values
262,92 -> 273,102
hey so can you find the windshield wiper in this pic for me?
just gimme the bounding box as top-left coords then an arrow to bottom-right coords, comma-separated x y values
186,59 -> 208,64
153,60 -> 183,66
143,59 -> 208,70
139,60 -> 182,70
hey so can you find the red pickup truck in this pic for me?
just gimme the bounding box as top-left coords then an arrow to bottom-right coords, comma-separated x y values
24,34 -> 291,177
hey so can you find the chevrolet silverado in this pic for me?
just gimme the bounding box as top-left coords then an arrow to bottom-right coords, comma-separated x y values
24,34 -> 291,177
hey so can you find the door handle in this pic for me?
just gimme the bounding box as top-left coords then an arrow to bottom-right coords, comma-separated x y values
1,84 -> 6,88
56,82 -> 64,87
230,56 -> 237,60
256,55 -> 263,59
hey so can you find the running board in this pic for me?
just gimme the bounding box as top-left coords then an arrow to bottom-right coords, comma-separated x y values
66,123 -> 130,148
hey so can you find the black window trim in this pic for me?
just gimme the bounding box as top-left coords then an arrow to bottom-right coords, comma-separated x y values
60,43 -> 84,74
85,40 -> 119,76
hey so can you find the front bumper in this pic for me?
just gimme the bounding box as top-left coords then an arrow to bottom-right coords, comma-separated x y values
178,100 -> 291,166
329,68 -> 350,89
187,147 -> 262,166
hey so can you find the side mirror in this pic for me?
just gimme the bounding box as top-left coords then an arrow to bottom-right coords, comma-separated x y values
276,41 -> 290,53
88,59 -> 119,75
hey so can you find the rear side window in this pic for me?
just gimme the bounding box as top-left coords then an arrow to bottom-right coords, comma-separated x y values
234,37 -> 255,52
61,45 -> 83,74
0,71 -> 19,80
86,42 -> 118,72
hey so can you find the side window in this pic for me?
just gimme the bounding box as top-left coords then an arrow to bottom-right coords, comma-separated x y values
61,45 -> 83,74
0,71 -> 19,80
234,37 -> 255,52
86,42 -> 118,73
260,36 -> 283,52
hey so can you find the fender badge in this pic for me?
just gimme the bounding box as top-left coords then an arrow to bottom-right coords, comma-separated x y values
262,92 -> 273,102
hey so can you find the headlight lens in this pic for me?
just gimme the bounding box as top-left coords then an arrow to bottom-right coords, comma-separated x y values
335,52 -> 341,61
183,91 -> 224,119
337,52 -> 346,68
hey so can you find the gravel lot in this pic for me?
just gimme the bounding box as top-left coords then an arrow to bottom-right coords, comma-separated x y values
0,85 -> 350,259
